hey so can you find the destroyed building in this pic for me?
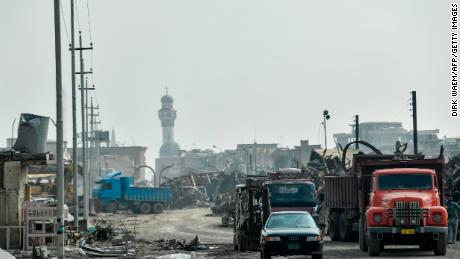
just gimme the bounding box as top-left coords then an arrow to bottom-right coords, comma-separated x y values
68,135 -> 148,180
334,121 -> 454,157
444,137 -> 460,158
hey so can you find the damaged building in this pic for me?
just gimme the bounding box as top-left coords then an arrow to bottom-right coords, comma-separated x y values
334,121 -> 457,157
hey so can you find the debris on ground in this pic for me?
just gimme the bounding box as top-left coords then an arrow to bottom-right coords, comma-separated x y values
152,235 -> 210,251
155,253 -> 192,259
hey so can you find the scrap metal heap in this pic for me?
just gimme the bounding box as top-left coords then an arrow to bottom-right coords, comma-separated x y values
161,171 -> 243,211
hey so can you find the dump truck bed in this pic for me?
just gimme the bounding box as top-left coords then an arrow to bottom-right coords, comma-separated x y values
324,176 -> 358,209
124,187 -> 172,202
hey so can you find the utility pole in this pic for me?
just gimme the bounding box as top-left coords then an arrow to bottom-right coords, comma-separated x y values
88,98 -> 99,196
323,110 -> 331,150
53,0 -> 65,257
76,31 -> 92,222
411,91 -> 418,155
85,77 -> 89,185
252,143 -> 257,174
355,115 -> 359,150
69,0 -> 79,230
84,77 -> 94,199
93,118 -> 102,179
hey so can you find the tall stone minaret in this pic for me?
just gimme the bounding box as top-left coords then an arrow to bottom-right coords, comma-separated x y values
158,88 -> 180,157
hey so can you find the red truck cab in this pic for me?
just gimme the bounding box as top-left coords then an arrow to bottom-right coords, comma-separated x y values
366,168 -> 448,256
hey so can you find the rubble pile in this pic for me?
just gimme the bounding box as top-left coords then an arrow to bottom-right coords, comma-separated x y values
75,215 -> 137,257
210,192 -> 235,226
162,171 -> 243,210
150,235 -> 209,251
446,155 -> 460,200
170,187 -> 209,209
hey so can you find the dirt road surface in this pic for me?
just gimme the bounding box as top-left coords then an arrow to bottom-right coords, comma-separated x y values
98,208 -> 460,258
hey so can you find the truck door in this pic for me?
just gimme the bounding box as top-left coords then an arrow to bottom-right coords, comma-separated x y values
100,179 -> 121,200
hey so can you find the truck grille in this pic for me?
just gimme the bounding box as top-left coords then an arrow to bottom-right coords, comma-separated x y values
387,201 -> 428,226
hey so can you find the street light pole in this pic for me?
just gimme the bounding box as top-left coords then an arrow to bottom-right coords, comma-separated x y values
323,110 -> 331,150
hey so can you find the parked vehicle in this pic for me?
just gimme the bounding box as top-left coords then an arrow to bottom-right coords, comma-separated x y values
233,168 -> 317,251
233,180 -> 263,251
262,169 -> 318,221
324,144 -> 447,256
93,171 -> 172,214
260,211 -> 323,259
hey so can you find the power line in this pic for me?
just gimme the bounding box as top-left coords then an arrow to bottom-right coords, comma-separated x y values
86,0 -> 95,86
74,0 -> 81,31
59,1 -> 70,43
86,0 -> 93,43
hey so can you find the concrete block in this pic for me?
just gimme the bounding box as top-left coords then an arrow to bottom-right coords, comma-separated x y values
3,161 -> 21,189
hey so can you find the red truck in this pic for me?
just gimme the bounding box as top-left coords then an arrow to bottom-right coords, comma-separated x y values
325,151 -> 447,256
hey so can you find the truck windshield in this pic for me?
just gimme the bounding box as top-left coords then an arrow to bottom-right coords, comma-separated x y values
267,183 -> 317,207
378,174 -> 432,190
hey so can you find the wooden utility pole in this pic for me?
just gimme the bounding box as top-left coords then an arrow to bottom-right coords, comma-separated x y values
53,0 -> 65,257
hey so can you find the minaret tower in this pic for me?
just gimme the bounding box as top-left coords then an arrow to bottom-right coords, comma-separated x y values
158,88 -> 180,157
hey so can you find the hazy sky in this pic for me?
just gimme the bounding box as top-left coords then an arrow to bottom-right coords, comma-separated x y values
0,1 -> 458,165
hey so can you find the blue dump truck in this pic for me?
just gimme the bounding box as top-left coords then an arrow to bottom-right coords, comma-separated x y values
93,171 -> 172,214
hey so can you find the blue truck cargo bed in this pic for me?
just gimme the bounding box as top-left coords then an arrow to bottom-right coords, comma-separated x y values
124,187 -> 172,201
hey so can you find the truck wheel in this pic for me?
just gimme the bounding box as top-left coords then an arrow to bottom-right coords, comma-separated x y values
139,202 -> 152,214
152,203 -> 164,214
359,218 -> 368,252
368,233 -> 380,256
260,249 -> 271,259
434,233 -> 447,256
329,211 -> 341,241
339,212 -> 353,241
312,254 -> 323,259
105,201 -> 118,213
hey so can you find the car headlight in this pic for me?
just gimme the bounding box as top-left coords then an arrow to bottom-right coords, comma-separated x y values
263,236 -> 281,241
373,213 -> 383,224
433,213 -> 442,223
306,235 -> 321,241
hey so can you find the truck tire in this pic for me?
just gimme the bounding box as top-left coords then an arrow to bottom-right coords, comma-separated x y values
312,254 -> 323,259
105,201 -> 118,213
434,233 -> 447,256
359,218 -> 368,252
339,212 -> 354,241
139,202 -> 152,214
368,233 -> 380,256
152,203 -> 164,214
329,211 -> 341,241
260,249 -> 271,259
